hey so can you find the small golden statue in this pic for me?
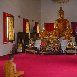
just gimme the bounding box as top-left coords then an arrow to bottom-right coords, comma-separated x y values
54,7 -> 72,39
67,40 -> 75,49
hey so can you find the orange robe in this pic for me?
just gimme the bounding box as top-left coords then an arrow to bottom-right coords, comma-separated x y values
4,61 -> 24,77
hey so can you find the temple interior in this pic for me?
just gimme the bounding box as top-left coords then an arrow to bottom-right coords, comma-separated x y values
1,1 -> 77,77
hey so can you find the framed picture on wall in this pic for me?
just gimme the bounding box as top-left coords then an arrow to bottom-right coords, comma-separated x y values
3,12 -> 15,44
23,18 -> 30,33
7,16 -> 14,42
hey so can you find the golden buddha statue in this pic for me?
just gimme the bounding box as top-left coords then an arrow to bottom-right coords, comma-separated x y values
54,7 -> 72,39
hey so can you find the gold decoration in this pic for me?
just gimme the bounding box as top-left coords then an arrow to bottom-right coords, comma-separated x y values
52,0 -> 69,4
7,16 -> 14,41
37,24 -> 40,33
41,6 -> 72,46
26,22 -> 30,33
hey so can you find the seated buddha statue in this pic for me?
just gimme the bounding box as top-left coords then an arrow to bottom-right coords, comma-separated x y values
54,7 -> 72,39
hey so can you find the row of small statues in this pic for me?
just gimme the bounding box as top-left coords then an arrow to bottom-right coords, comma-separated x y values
24,38 -> 74,55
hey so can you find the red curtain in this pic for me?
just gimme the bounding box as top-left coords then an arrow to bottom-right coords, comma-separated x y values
71,22 -> 77,36
33,22 -> 39,33
3,12 -> 7,44
71,22 -> 77,44
35,22 -> 38,29
44,23 -> 54,32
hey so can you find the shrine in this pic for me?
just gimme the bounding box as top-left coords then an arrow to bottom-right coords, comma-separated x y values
40,7 -> 75,54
